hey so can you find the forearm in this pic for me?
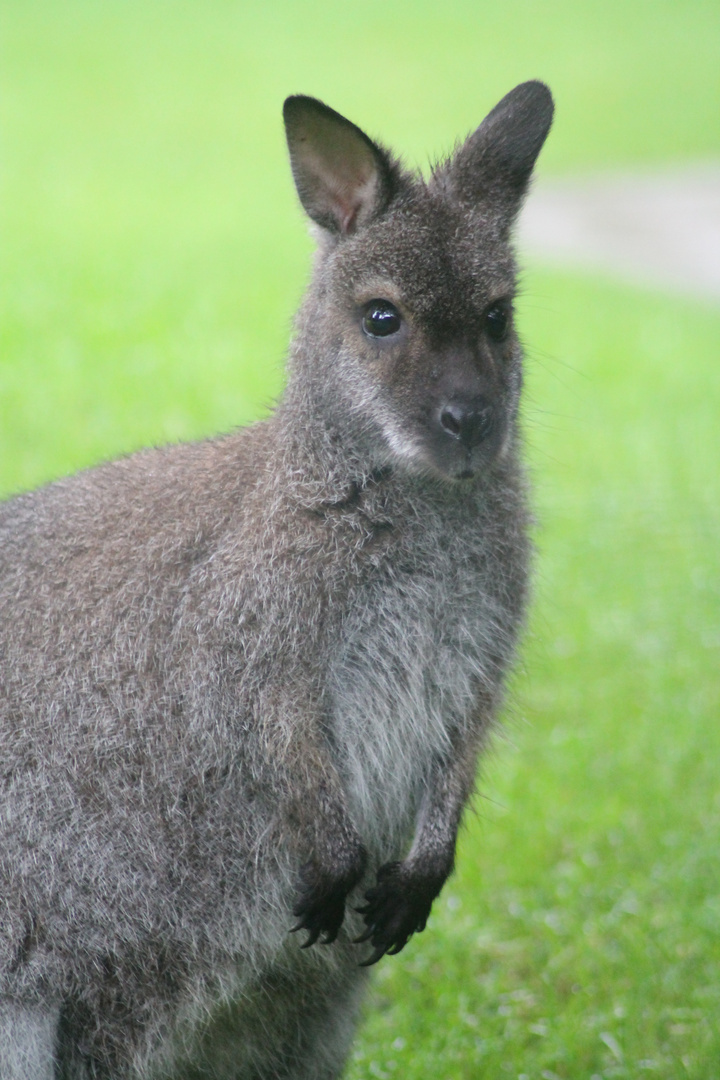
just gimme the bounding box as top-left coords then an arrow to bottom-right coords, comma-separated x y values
407,726 -> 483,875
356,718 -> 489,965
257,685 -> 366,944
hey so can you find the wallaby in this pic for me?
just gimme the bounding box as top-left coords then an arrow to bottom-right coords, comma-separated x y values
0,81 -> 553,1078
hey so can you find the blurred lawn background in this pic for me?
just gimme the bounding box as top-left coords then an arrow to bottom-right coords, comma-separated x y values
1,1 -> 719,1077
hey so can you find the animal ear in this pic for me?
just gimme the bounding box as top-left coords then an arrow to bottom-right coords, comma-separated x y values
444,81 -> 554,223
283,95 -> 399,235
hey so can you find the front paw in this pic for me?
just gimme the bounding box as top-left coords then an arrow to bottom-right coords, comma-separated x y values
291,848 -> 367,948
354,861 -> 444,965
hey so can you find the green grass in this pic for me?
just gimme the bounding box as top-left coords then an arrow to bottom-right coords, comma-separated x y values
2,2 -> 720,1077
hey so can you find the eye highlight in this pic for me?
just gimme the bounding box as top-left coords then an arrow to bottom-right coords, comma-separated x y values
484,302 -> 510,342
362,300 -> 402,338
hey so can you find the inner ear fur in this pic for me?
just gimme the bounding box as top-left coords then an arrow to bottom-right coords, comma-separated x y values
443,80 -> 554,223
283,96 -> 399,235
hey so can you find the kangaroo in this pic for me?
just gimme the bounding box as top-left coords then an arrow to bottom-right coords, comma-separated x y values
0,81 -> 553,1078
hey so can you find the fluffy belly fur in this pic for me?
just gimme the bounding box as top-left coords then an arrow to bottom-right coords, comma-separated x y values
329,568 -> 496,862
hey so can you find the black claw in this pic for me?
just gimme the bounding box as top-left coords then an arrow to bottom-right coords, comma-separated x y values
359,944 -> 388,967
352,926 -> 375,945
300,927 -> 322,949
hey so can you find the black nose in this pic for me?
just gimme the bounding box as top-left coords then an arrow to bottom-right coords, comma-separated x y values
439,398 -> 494,449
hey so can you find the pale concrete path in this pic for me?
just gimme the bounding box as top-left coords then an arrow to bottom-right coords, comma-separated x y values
517,163 -> 720,302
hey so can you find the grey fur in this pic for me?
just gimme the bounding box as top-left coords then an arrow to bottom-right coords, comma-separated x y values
0,1003 -> 59,1078
0,81 -> 553,1077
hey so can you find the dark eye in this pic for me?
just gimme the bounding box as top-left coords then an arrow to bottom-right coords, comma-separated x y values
362,300 -> 402,338
484,303 -> 510,342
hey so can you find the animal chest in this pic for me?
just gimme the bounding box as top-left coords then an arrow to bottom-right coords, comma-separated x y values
326,516 -> 501,862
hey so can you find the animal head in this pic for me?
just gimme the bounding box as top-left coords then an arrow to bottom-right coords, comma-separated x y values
283,82 -> 553,482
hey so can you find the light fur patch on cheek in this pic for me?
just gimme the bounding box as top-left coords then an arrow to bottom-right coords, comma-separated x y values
380,416 -> 427,467
341,360 -> 429,471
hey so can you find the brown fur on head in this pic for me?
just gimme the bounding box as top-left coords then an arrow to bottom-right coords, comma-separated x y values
283,83 -> 553,483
